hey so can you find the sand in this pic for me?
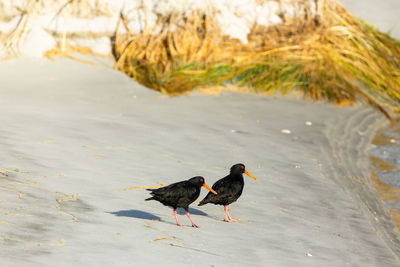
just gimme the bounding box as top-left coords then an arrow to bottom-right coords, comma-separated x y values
339,0 -> 400,39
0,1 -> 399,265
0,58 -> 399,266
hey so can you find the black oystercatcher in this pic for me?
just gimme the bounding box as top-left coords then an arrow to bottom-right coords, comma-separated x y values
145,176 -> 217,227
198,163 -> 258,222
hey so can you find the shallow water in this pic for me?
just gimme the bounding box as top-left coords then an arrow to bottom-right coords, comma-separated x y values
369,123 -> 400,228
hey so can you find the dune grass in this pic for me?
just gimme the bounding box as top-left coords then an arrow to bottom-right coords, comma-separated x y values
115,2 -> 400,120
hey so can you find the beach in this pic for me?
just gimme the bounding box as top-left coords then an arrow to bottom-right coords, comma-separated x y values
0,58 -> 399,266
0,0 -> 400,266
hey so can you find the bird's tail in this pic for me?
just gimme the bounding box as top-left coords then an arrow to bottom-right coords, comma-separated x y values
145,189 -> 155,201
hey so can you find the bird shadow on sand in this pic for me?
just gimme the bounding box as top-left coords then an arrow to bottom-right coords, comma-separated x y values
108,207 -> 209,222
108,209 -> 161,220
176,207 -> 208,216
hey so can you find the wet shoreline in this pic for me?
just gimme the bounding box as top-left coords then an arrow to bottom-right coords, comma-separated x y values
370,124 -> 400,229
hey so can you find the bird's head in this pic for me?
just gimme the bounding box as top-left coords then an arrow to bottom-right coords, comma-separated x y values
230,163 -> 258,181
189,176 -> 217,195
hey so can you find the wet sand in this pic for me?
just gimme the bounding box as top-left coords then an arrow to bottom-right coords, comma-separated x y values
370,125 -> 400,229
0,58 -> 399,266
341,0 -> 400,249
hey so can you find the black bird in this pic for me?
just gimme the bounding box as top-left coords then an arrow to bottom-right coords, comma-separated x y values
145,176 -> 217,227
198,163 -> 258,222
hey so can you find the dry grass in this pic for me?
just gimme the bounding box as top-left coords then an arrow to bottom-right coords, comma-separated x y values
44,41 -> 98,65
115,1 -> 400,120
0,0 -> 111,60
1,0 -> 42,56
1,0 -> 399,119
60,0 -> 112,19
114,11 -> 226,94
43,0 -> 111,62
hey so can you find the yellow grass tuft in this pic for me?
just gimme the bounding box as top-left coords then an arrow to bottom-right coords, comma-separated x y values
115,1 -> 400,120
44,41 -> 99,65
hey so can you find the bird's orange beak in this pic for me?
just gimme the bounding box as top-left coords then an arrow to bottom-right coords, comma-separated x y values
203,183 -> 218,195
245,170 -> 258,181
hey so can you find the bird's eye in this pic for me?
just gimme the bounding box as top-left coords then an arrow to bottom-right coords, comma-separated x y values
200,179 -> 204,182
241,166 -> 244,169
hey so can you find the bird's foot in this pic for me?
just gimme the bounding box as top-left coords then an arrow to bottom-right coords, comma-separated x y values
191,223 -> 200,228
224,218 -> 238,223
176,223 -> 184,227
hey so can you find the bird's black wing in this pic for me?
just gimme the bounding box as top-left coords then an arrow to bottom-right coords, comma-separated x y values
147,181 -> 198,209
199,175 -> 232,205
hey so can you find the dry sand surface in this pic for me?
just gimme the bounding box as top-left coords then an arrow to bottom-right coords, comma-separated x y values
0,58 -> 399,266
339,0 -> 400,39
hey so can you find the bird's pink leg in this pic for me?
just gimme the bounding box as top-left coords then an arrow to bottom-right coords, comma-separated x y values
224,205 -> 238,222
173,209 -> 184,226
186,210 -> 200,228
